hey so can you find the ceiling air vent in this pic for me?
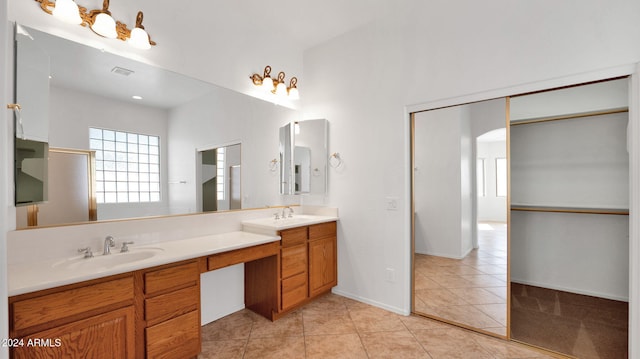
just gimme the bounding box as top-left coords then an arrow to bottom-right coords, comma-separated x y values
111,66 -> 134,76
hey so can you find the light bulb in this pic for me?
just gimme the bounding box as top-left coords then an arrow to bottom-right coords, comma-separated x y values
91,12 -> 117,39
128,27 -> 151,50
52,0 -> 82,25
262,76 -> 273,92
288,87 -> 299,100
275,82 -> 287,97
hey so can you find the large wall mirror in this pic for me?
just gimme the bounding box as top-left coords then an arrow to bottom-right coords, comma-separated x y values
13,24 -> 300,229
411,98 -> 509,338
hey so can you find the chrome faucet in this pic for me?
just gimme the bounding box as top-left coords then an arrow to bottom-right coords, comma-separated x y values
103,236 -> 115,255
283,206 -> 294,218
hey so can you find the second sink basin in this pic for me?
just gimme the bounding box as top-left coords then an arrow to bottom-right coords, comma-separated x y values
52,247 -> 164,271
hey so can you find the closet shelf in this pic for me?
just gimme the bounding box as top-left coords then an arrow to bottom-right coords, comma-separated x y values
510,205 -> 629,215
510,107 -> 628,126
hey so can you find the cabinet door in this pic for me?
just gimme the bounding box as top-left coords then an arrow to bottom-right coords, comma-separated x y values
308,236 -> 337,297
12,306 -> 135,359
146,310 -> 200,359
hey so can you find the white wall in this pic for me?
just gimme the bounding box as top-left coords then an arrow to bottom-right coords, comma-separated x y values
301,0 -> 640,315
511,211 -> 629,301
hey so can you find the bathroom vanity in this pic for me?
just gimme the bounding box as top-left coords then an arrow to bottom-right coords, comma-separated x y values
7,215 -> 337,358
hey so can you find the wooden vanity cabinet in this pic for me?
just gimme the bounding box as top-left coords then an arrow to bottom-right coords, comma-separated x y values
309,221 -> 338,297
276,221 -> 337,317
142,260 -> 201,359
9,275 -> 136,359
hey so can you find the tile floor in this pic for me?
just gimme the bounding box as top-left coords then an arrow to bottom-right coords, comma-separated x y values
199,293 -> 554,359
414,222 -> 508,336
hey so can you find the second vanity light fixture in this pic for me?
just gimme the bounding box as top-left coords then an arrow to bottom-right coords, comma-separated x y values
250,66 -> 299,100
35,0 -> 155,50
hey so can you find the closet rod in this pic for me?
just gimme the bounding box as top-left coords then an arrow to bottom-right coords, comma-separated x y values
511,206 -> 629,215
510,107 -> 628,126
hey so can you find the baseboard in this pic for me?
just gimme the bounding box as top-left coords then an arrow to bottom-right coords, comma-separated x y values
331,288 -> 410,316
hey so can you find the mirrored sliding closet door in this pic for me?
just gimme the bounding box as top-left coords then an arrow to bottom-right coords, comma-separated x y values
411,98 -> 509,338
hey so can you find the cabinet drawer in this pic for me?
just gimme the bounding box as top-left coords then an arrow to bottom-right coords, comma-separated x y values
281,244 -> 307,279
282,272 -> 307,310
309,221 -> 337,240
145,261 -> 199,297
12,276 -> 134,332
280,226 -> 307,247
146,310 -> 200,359
145,285 -> 199,326
208,241 -> 279,271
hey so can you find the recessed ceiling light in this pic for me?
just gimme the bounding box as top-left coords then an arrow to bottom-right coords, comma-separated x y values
132,95 -> 143,100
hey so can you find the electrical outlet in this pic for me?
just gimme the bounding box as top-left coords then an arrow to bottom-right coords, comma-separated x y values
385,268 -> 396,282
385,197 -> 398,211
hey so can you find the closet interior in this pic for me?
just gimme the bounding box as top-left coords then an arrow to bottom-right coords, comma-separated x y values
509,78 -> 630,358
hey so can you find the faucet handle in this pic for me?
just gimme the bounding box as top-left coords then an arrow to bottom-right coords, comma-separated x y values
78,247 -> 93,258
274,212 -> 280,220
120,241 -> 134,253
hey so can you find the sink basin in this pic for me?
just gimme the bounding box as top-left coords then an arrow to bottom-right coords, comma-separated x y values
52,247 -> 164,271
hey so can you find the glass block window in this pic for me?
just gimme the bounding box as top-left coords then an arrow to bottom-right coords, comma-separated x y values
89,128 -> 160,204
216,147 -> 225,200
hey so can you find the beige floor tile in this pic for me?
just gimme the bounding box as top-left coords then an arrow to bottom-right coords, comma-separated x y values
303,309 -> 357,335
250,310 -> 304,338
448,287 -> 506,305
413,327 -> 494,359
429,274 -> 475,288
198,339 -> 246,359
459,274 -> 506,287
348,306 -> 406,333
201,310 -> 255,341
360,330 -> 431,358
433,305 -> 503,329
399,314 -> 450,332
305,333 -> 368,359
415,288 -> 468,307
475,303 -> 508,326
243,336 -> 306,359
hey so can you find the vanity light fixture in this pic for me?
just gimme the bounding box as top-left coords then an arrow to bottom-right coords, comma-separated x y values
35,0 -> 156,49
250,65 -> 299,100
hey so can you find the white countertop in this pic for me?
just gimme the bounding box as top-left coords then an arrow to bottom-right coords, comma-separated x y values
242,214 -> 339,234
8,231 -> 280,297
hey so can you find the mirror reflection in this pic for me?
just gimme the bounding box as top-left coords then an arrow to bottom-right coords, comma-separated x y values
14,25 -> 299,229
198,144 -> 241,212
279,119 -> 328,195
412,98 -> 508,337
